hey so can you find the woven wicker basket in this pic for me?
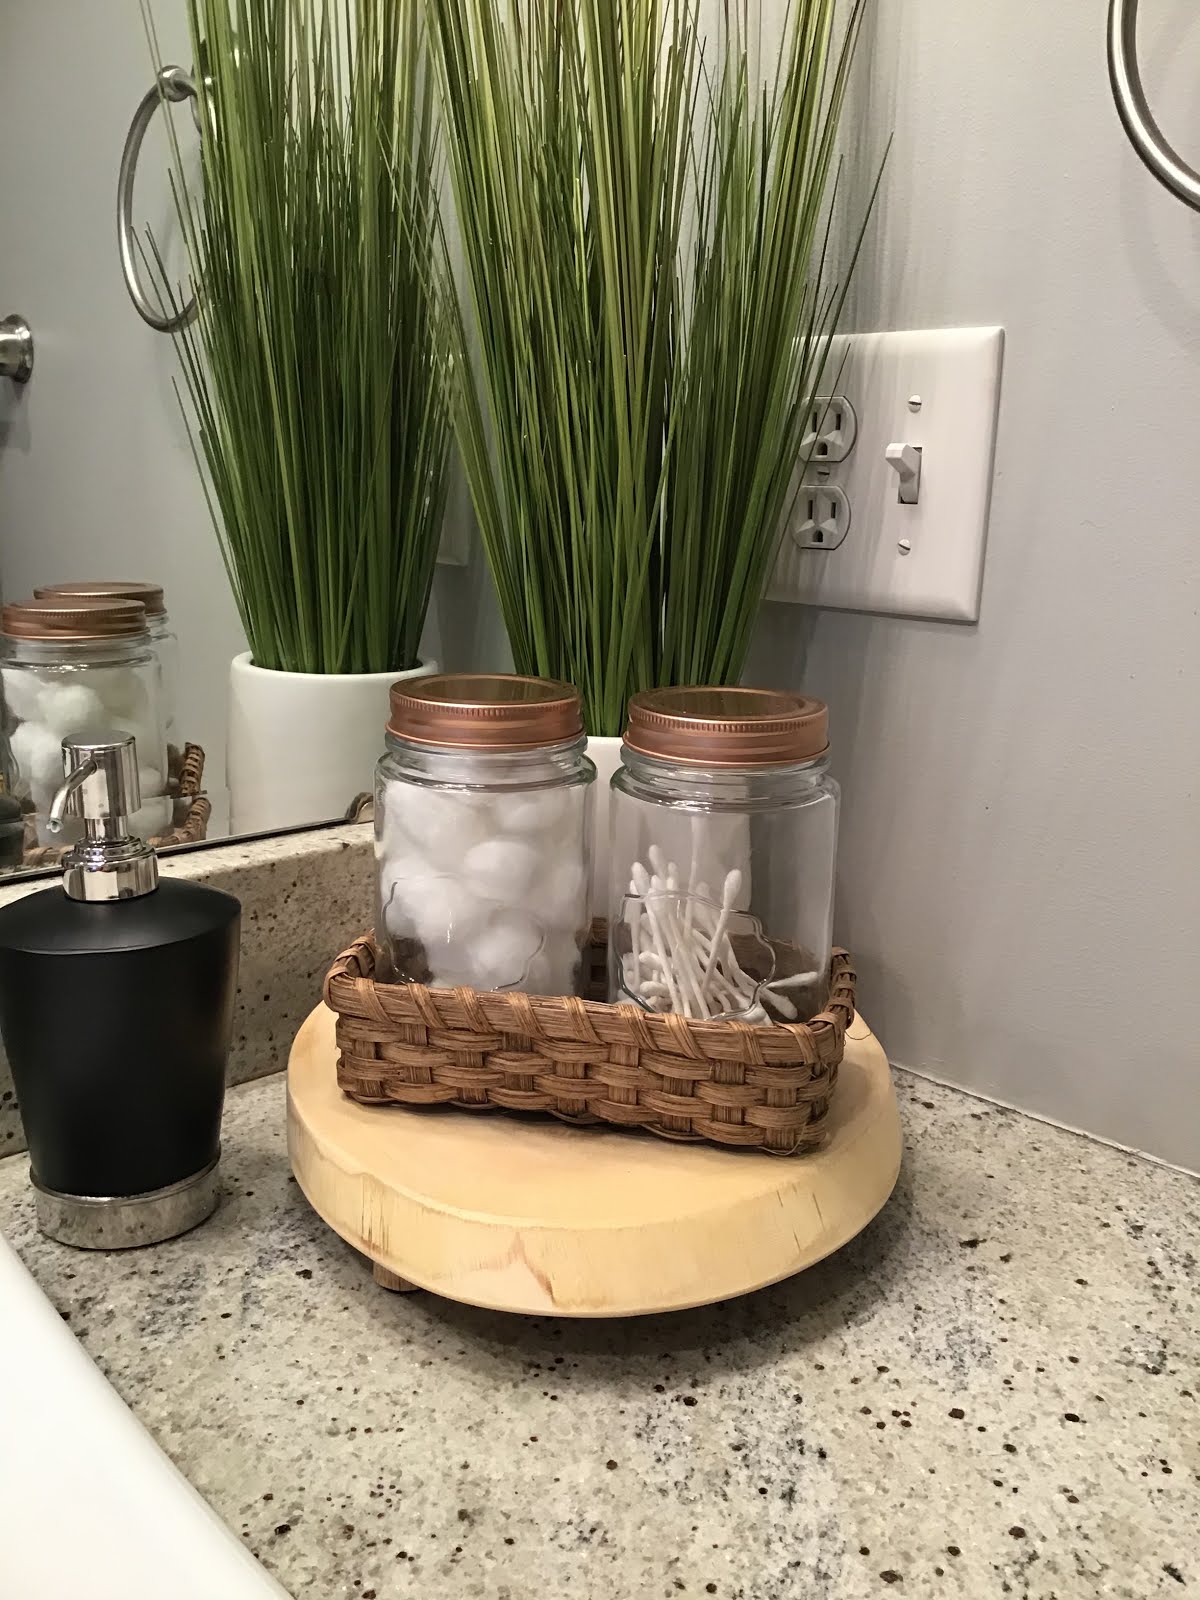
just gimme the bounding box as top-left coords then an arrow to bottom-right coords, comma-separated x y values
324,933 -> 856,1154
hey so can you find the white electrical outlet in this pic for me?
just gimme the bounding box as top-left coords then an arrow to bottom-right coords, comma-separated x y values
800,395 -> 858,465
791,483 -> 851,550
770,326 -> 1004,622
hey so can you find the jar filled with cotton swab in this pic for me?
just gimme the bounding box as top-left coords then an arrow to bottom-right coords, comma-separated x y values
1,597 -> 171,845
609,688 -> 838,1025
376,674 -> 595,995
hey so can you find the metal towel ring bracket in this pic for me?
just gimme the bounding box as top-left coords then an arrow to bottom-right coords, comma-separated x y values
117,64 -> 200,332
1108,0 -> 1200,213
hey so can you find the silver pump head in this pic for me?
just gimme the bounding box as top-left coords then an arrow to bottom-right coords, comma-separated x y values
48,733 -> 159,902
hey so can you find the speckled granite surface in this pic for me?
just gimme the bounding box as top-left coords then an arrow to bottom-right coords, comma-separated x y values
0,1069 -> 1196,1599
0,823 -> 373,1156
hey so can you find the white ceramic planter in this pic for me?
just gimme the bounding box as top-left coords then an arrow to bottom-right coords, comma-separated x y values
227,654 -> 437,836
586,733 -> 624,918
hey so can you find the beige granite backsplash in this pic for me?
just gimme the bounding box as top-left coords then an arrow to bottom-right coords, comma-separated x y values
0,823 -> 374,1158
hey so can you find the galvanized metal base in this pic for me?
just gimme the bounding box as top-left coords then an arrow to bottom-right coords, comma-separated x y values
31,1154 -> 221,1250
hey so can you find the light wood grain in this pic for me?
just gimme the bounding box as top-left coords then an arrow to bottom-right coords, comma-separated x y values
371,1262 -> 417,1293
287,1004 -> 902,1317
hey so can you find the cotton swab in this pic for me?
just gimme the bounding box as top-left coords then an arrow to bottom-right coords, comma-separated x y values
620,856 -> 778,1023
630,860 -> 683,1014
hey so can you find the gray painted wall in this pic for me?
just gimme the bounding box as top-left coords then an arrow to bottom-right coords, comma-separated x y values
751,0 -> 1200,1169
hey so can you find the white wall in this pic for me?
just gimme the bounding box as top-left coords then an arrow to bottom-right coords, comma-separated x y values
751,0 -> 1200,1170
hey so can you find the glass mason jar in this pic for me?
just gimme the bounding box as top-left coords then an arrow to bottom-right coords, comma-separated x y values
609,688 -> 839,1024
35,580 -> 179,756
1,597 -> 171,845
376,674 -> 596,994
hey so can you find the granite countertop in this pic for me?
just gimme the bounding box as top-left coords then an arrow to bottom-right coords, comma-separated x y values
0,1071 -> 1196,1599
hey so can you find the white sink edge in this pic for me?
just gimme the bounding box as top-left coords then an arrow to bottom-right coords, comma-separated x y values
0,1235 -> 290,1599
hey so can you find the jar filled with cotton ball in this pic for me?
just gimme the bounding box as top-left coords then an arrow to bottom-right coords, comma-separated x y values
609,688 -> 838,1025
376,674 -> 595,995
35,581 -> 178,753
1,597 -> 170,845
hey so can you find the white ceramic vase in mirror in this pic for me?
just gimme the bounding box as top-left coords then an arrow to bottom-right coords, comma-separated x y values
226,655 -> 437,835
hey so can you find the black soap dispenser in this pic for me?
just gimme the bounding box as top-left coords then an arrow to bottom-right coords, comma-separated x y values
0,733 -> 240,1248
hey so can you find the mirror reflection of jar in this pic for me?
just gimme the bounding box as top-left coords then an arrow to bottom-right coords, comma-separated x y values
35,580 -> 178,758
0,597 -> 170,845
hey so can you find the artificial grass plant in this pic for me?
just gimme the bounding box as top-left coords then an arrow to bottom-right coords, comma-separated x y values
145,0 -> 450,674
429,0 -> 880,735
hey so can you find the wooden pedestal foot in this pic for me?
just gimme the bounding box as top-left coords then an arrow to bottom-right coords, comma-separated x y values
373,1261 -> 418,1293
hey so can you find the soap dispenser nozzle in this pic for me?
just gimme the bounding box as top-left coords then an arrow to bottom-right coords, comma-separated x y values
47,754 -> 99,831
48,734 -> 159,902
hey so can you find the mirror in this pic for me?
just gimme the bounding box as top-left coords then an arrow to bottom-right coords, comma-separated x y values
0,0 -> 500,880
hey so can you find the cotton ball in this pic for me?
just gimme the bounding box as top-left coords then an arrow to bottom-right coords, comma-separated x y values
493,787 -> 570,836
381,780 -> 433,841
378,866 -> 419,940
469,909 -> 544,990
38,682 -> 107,740
530,858 -> 587,931
127,795 -> 172,839
391,870 -> 485,957
385,785 -> 492,867
136,764 -> 165,800
9,720 -> 65,802
1,669 -> 47,723
461,837 -> 539,902
426,940 -> 481,986
383,888 -> 417,942
382,861 -> 484,981
90,666 -> 149,720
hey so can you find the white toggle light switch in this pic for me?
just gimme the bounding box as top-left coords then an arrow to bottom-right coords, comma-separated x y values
769,326 -> 1004,622
884,442 -> 922,504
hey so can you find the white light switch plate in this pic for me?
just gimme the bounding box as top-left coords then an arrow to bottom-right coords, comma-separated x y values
768,326 -> 1004,621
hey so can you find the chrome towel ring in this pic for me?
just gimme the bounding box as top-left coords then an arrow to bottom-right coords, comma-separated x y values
117,64 -> 200,332
1108,0 -> 1200,212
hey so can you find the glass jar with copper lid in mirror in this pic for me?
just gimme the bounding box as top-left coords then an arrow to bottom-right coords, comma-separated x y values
35,580 -> 178,753
1,597 -> 170,849
375,674 -> 596,995
609,687 -> 839,1024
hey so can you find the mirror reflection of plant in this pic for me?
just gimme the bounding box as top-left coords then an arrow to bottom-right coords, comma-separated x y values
429,0 -> 881,737
145,0 -> 451,676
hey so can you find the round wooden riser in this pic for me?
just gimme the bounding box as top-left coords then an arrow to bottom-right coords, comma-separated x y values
287,1004 -> 902,1318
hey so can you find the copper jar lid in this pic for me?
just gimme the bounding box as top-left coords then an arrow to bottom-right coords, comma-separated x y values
35,579 -> 166,617
623,687 -> 829,767
388,673 -> 585,751
1,596 -> 149,641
